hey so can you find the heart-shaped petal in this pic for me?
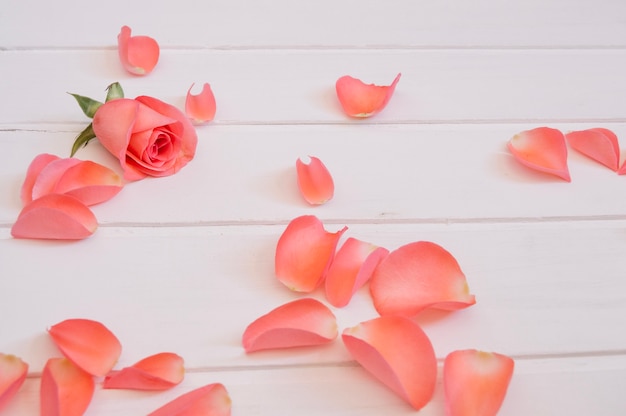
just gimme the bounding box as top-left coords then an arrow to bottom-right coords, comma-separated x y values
325,237 -> 389,308
48,319 -> 122,377
103,352 -> 184,390
20,153 -> 60,205
444,349 -> 515,416
369,241 -> 475,317
0,353 -> 28,410
117,25 -> 160,75
296,156 -> 334,205
40,357 -> 95,416
186,82 -> 216,124
565,128 -> 620,171
507,127 -> 570,181
147,383 -> 231,416
336,73 -> 401,118
342,316 -> 437,410
242,298 -> 337,353
54,160 -> 124,206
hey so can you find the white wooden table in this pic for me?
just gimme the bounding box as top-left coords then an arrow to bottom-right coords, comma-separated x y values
2,1 -> 626,414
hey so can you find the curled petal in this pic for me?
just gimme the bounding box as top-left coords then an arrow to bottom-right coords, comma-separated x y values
342,316 -> 437,410
30,158 -> 82,202
48,318 -> 122,377
117,25 -> 160,75
53,161 -> 124,206
565,128 -> 620,171
507,127 -> 570,181
0,353 -> 28,410
103,352 -> 184,390
186,83 -> 216,124
242,298 -> 337,353
11,194 -> 97,240
147,383 -> 231,416
335,73 -> 401,118
296,156 -> 334,205
444,349 -> 515,416
370,241 -> 476,317
275,215 -> 347,292
40,358 -> 95,416
20,153 -> 60,205
325,237 -> 389,308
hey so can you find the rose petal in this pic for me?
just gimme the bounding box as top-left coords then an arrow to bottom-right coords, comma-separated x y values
11,194 -> 98,240
186,83 -> 216,124
296,156 -> 335,205
242,298 -> 337,353
31,158 -> 82,202
342,316 -> 437,410
444,349 -> 515,416
335,73 -> 401,118
103,352 -> 184,391
507,127 -> 570,181
565,128 -> 620,171
0,353 -> 28,410
619,161 -> 626,175
325,237 -> 389,308
20,153 -> 60,205
147,383 -> 231,416
40,357 -> 95,416
48,318 -> 122,377
369,241 -> 476,317
117,25 -> 160,75
275,215 -> 347,292
54,160 -> 124,206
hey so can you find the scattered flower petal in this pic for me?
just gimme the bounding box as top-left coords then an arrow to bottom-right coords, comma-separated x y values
20,153 -> 60,205
30,158 -> 82,202
325,237 -> 389,307
275,215 -> 347,292
369,241 -> 476,317
48,318 -> 122,377
335,73 -> 401,118
565,128 -> 620,171
342,316 -> 437,410
242,298 -> 337,353
444,349 -> 515,416
507,127 -> 570,181
296,156 -> 335,205
103,352 -> 184,390
147,383 -> 231,416
53,160 -> 124,206
186,83 -> 216,124
11,194 -> 97,240
117,25 -> 160,75
0,353 -> 28,410
40,357 -> 95,416
619,161 -> 626,175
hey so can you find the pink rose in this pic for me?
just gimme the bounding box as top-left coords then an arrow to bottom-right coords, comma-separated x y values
92,96 -> 197,181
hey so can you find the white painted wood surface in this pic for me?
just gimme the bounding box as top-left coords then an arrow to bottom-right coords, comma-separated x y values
1,1 -> 626,414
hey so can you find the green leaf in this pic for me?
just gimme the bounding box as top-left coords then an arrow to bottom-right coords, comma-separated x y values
105,82 -> 124,102
69,93 -> 102,118
70,123 -> 97,157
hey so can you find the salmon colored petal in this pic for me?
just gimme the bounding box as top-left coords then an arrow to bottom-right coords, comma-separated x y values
40,357 -> 95,416
0,353 -> 28,410
370,241 -> 476,317
30,158 -> 82,202
242,298 -> 337,353
48,318 -> 122,377
147,383 -> 231,416
335,73 -> 401,118
11,194 -> 97,240
296,156 -> 335,205
275,215 -> 347,292
325,237 -> 389,308
20,153 -> 60,205
117,25 -> 160,75
565,128 -> 620,171
342,316 -> 437,410
186,83 -> 216,124
103,352 -> 184,390
444,349 -> 515,416
54,161 -> 124,206
619,160 -> 626,175
507,127 -> 570,181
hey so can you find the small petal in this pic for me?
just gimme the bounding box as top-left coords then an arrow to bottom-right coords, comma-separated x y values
40,358 -> 95,416
242,298 -> 337,353
565,128 -> 620,171
186,83 -> 216,124
342,316 -> 437,410
48,318 -> 122,377
20,153 -> 60,205
30,158 -> 82,202
54,161 -> 124,206
147,383 -> 231,416
103,352 -> 184,390
369,241 -> 475,317
0,353 -> 28,410
335,73 -> 401,118
507,127 -> 570,181
444,349 -> 515,416
117,25 -> 160,75
325,237 -> 389,308
619,161 -> 626,175
296,156 -> 334,205
11,194 -> 98,240
275,215 -> 347,292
